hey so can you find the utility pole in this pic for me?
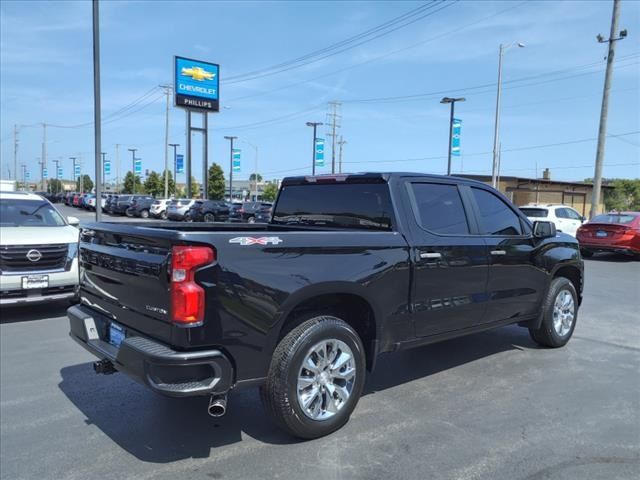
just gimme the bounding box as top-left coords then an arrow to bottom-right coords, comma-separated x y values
92,0 -> 102,221
37,158 -> 44,191
169,143 -> 179,194
326,101 -> 341,174
440,97 -> 466,175
306,122 -> 323,175
591,0 -> 626,219
70,157 -> 77,192
41,123 -> 47,192
115,144 -> 120,193
160,85 -> 171,199
21,164 -> 27,190
128,148 -> 137,194
224,136 -> 237,201
13,125 -> 18,183
337,136 -> 346,173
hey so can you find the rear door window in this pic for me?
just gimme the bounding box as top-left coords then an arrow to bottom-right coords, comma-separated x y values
409,183 -> 469,235
273,183 -> 394,230
471,188 -> 522,236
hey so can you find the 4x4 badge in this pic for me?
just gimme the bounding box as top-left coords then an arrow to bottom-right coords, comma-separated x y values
229,236 -> 283,246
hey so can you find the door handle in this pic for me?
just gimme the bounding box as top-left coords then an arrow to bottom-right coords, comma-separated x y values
490,250 -> 507,256
420,252 -> 442,259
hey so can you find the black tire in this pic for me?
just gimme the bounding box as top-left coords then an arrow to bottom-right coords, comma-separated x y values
140,209 -> 149,219
204,212 -> 215,223
529,277 -> 578,348
262,315 -> 366,439
580,249 -> 594,258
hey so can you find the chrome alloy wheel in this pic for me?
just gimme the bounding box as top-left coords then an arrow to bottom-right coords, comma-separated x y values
553,289 -> 575,337
297,339 -> 356,421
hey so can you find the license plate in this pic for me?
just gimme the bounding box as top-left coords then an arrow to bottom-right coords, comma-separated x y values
109,322 -> 125,348
21,275 -> 49,289
596,230 -> 608,237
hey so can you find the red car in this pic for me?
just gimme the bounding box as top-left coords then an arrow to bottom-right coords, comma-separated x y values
576,212 -> 640,258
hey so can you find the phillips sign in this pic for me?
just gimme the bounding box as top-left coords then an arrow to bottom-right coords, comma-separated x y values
174,56 -> 220,112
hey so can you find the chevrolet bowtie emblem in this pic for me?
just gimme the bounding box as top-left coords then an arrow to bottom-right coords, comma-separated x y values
181,66 -> 215,81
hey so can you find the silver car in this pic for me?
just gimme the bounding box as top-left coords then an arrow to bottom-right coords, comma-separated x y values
166,199 -> 195,221
0,191 -> 80,305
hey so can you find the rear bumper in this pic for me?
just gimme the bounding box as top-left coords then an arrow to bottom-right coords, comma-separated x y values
579,242 -> 639,255
67,305 -> 234,397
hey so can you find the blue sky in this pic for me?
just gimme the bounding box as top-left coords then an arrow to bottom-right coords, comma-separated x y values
1,0 -> 639,185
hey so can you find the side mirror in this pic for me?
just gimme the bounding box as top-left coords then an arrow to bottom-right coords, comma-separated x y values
533,220 -> 556,239
581,216 -> 587,223
67,216 -> 80,226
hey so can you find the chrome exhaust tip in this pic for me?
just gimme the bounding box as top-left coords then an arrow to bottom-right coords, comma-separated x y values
208,394 -> 227,417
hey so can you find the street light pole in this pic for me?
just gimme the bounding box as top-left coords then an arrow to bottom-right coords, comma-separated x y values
224,136 -> 237,201
92,0 -> 102,221
440,97 -> 466,175
491,41 -> 525,188
306,122 -> 323,175
169,143 -> 179,195
52,159 -> 60,193
128,148 -> 137,194
101,152 -> 106,191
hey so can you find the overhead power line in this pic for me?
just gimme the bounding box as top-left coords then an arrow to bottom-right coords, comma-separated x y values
223,1 -> 457,84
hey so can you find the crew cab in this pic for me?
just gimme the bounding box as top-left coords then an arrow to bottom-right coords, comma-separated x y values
68,173 -> 584,439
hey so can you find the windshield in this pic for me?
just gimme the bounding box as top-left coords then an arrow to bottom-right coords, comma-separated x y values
0,199 -> 66,227
272,183 -> 394,230
520,208 -> 548,218
591,213 -> 638,224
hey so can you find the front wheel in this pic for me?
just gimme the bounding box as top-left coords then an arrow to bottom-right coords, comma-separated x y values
580,249 -> 594,258
247,216 -> 256,224
204,212 -> 215,223
529,277 -> 578,348
140,209 -> 149,219
262,315 -> 366,439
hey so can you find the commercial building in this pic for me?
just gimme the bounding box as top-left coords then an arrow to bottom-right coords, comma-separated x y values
458,171 -> 613,216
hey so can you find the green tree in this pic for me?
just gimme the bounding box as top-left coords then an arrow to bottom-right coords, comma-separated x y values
143,171 -> 163,197
160,170 -> 175,198
190,176 -> 200,198
249,173 -> 263,182
207,163 -> 226,200
122,171 -> 141,194
604,179 -> 640,211
76,174 -> 93,193
48,179 -> 63,194
262,182 -> 279,202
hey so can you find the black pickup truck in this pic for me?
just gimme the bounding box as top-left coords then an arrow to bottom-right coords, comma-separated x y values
68,173 -> 583,438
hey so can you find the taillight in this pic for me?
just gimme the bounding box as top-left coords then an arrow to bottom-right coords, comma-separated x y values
170,246 -> 215,325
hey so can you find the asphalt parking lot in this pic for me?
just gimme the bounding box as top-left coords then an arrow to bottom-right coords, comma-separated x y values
1,255 -> 638,480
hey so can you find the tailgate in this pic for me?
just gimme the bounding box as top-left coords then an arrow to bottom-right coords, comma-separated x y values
78,224 -> 175,343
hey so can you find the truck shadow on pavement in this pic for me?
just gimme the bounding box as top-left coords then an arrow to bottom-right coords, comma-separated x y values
58,325 -> 534,463
0,301 -> 70,324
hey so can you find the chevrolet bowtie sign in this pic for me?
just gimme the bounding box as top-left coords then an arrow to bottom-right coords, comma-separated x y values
174,56 -> 220,112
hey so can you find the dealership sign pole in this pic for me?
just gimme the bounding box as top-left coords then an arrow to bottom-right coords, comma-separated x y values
174,56 -> 219,199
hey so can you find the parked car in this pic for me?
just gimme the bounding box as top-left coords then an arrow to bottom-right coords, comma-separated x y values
253,204 -> 272,223
519,204 -> 585,237
239,201 -> 273,223
185,200 -> 230,222
110,195 -> 133,215
227,202 -> 244,222
72,194 -> 82,207
68,172 -> 584,439
166,199 -> 195,221
1,191 -> 79,305
104,195 -> 119,214
86,194 -> 98,211
149,199 -> 172,219
576,211 -> 640,257
125,196 -> 155,218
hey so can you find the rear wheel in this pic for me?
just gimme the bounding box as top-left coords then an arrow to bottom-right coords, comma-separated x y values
529,277 -> 578,348
161,210 -> 167,220
140,209 -> 149,219
262,315 -> 365,439
247,216 -> 256,224
204,212 -> 215,222
580,249 -> 594,258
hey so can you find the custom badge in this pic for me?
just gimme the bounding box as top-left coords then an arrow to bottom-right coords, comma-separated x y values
229,237 -> 283,246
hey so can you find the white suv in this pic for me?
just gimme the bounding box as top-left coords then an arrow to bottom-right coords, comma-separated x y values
519,204 -> 586,237
0,191 -> 80,305
150,198 -> 172,219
